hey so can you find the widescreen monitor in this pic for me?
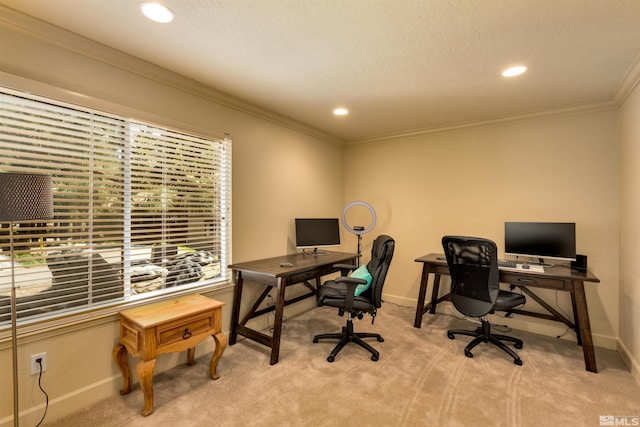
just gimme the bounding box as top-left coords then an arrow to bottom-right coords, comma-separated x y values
504,222 -> 576,262
295,218 -> 341,253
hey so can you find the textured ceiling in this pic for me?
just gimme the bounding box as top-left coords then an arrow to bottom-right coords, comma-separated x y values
2,0 -> 640,142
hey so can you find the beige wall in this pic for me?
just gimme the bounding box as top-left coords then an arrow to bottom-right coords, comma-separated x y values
0,10 -> 346,426
345,111 -> 620,347
619,81 -> 640,380
1,5 -> 638,426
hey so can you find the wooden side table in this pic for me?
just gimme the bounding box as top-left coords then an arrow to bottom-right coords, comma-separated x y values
113,294 -> 226,416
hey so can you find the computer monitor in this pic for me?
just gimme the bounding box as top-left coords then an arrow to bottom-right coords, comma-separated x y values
504,222 -> 576,262
295,218 -> 341,253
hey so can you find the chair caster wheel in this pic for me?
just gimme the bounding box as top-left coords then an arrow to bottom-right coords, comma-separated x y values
377,337 -> 384,342
313,338 -> 319,343
447,332 -> 455,340
464,350 -> 473,358
514,359 -> 523,366
327,356 -> 334,362
514,342 -> 523,349
371,355 -> 379,361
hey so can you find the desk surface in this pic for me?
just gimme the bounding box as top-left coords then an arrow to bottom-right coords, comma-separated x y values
415,253 -> 600,283
229,251 -> 358,277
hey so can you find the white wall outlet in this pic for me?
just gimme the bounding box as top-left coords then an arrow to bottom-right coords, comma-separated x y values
30,352 -> 46,375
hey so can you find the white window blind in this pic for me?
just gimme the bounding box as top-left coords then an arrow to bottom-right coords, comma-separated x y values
0,87 -> 232,325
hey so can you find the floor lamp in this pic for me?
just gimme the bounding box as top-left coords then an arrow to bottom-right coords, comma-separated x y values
0,173 -> 53,427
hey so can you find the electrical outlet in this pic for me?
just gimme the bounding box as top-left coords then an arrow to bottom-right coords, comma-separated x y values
30,352 -> 46,375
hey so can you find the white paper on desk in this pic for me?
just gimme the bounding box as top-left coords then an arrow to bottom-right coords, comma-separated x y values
516,264 -> 544,273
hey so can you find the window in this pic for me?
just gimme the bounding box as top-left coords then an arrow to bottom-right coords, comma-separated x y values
0,87 -> 232,325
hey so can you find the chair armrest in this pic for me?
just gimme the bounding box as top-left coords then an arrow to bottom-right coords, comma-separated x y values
333,263 -> 357,276
335,276 -> 367,285
334,276 -> 366,309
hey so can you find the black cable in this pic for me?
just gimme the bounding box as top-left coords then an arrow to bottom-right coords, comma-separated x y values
35,359 -> 49,427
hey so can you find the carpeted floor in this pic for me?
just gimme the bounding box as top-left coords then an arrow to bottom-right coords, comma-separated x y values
48,303 -> 639,427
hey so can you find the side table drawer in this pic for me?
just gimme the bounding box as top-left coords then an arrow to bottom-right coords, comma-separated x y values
157,312 -> 215,349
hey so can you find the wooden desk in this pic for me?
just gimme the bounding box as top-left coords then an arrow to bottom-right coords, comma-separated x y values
113,294 -> 226,416
228,251 -> 358,365
414,253 -> 600,373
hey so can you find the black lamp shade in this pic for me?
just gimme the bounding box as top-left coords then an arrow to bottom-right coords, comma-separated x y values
0,173 -> 54,222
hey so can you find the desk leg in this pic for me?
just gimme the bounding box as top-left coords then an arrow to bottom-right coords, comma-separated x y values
572,280 -> 597,373
137,358 -> 157,416
270,277 -> 286,365
209,332 -> 228,380
414,266 -> 430,328
315,277 -> 322,304
230,270 -> 243,346
113,343 -> 132,395
569,289 -> 583,346
429,274 -> 441,314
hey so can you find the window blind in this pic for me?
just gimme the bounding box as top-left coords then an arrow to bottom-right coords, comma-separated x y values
0,87 -> 232,324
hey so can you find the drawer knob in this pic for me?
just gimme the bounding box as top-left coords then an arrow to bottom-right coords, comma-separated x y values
182,328 -> 192,339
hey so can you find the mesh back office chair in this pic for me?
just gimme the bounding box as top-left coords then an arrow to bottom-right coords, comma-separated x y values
313,235 -> 395,362
442,235 -> 526,365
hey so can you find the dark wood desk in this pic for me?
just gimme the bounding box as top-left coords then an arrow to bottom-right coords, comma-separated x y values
414,253 -> 601,373
228,251 -> 358,365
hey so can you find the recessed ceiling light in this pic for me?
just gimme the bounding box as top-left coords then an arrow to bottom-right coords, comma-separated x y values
333,108 -> 349,116
140,2 -> 175,23
502,65 -> 527,77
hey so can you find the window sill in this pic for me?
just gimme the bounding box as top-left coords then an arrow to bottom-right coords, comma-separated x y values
0,279 -> 235,345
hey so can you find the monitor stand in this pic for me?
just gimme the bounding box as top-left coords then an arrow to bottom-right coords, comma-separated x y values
302,248 -> 327,255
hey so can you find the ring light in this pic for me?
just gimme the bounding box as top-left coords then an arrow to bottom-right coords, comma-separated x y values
341,201 -> 376,235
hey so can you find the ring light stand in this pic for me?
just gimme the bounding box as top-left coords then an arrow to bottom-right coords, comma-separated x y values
341,201 -> 376,266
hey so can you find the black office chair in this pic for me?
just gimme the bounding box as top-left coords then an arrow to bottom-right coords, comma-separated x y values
313,235 -> 395,362
442,235 -> 526,365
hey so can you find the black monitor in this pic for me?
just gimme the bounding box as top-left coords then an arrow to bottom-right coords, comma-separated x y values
295,218 -> 340,253
504,222 -> 576,262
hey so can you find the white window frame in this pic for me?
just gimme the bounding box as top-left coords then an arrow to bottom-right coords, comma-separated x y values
0,87 -> 232,332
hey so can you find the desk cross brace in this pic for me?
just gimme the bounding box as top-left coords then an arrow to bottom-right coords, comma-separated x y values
239,280 -> 318,325
508,285 -> 581,345
421,288 -> 582,346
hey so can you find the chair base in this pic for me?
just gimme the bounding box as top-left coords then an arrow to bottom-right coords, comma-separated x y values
313,317 -> 383,362
447,319 -> 523,365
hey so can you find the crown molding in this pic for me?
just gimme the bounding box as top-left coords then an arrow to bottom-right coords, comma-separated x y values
614,53 -> 640,107
345,100 -> 618,147
0,5 -> 344,146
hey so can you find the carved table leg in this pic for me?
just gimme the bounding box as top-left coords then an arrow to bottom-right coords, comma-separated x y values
187,347 -> 196,366
136,358 -> 157,416
209,332 -> 227,380
112,344 -> 132,395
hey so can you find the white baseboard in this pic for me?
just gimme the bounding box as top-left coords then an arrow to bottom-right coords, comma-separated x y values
616,339 -> 640,386
0,375 -> 120,427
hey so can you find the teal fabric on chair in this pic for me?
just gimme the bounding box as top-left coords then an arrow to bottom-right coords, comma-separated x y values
350,265 -> 372,296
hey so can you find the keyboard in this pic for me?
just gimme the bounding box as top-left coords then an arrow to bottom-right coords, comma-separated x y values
498,259 -> 517,268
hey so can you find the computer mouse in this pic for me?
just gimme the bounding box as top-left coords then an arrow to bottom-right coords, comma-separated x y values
522,264 -> 530,269
280,262 -> 293,267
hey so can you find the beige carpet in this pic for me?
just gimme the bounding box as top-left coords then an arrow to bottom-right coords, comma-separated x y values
49,303 -> 639,427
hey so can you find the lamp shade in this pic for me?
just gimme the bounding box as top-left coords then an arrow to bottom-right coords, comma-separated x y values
0,173 -> 53,222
